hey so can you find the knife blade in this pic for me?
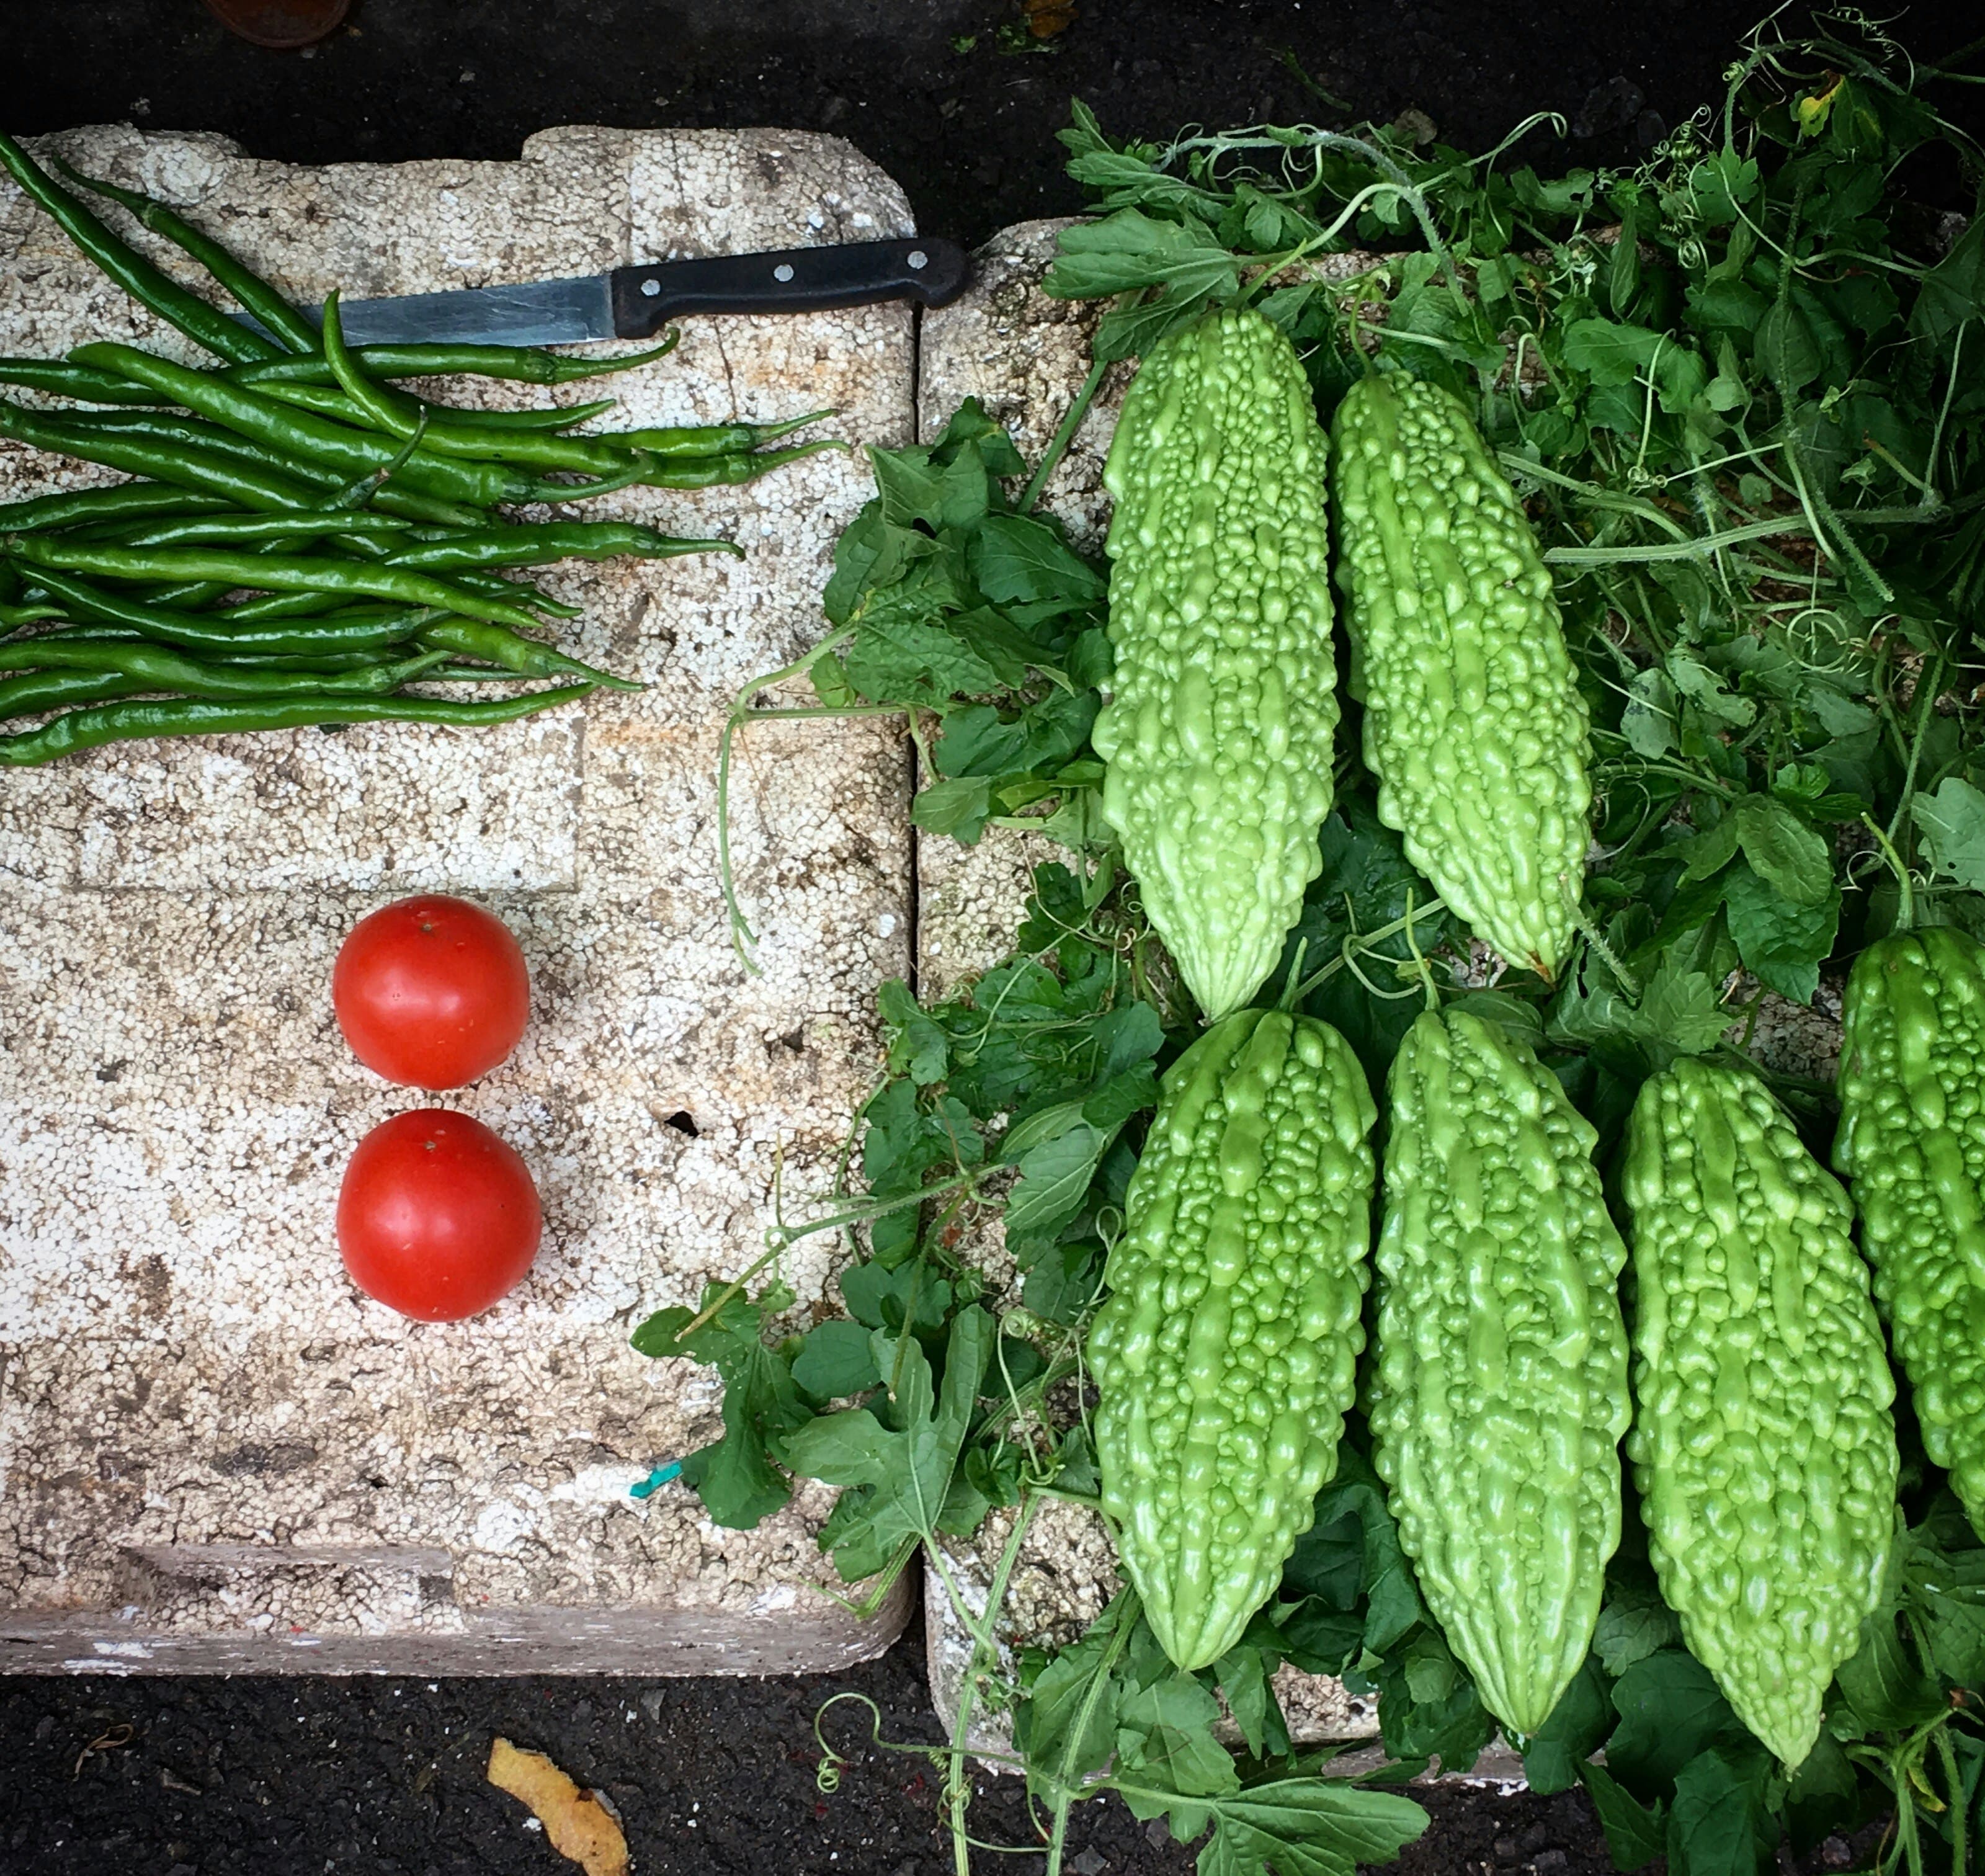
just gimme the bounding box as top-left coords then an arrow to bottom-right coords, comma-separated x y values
262,237 -> 971,349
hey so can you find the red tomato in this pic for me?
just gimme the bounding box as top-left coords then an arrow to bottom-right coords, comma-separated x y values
333,894 -> 530,1090
336,1109 -> 542,1322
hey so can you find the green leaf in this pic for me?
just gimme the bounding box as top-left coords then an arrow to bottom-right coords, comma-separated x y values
1561,317 -> 1666,385
1783,1733 -> 1861,1857
1756,300 -> 1822,393
1834,1606 -> 1947,1732
972,512 -> 1106,609
1043,207 -> 1240,306
1669,653 -> 1755,727
1623,666 -> 1678,758
1912,778 -> 1985,891
1213,1646 -> 1290,1761
1731,797 -> 1834,907
1523,1658 -> 1613,1795
1373,1627 -> 1494,1772
1182,1780 -> 1429,1876
629,1285 -> 811,1529
790,1318 -> 881,1400
1679,797 -> 1832,909
1581,1761 -> 1666,1871
1666,1749 -> 1777,1876
845,599 -> 1001,702
777,1307 -> 994,1579
1636,949 -> 1735,1053
1114,1676 -> 1239,1838
878,977 -> 950,1084
1607,1651 -> 1744,1801
1594,1576 -> 1682,1677
1017,1595 -> 1133,1789
1004,1120 -> 1110,1248
1723,868 -> 1840,1006
1301,1447 -> 1426,1650
911,774 -> 994,844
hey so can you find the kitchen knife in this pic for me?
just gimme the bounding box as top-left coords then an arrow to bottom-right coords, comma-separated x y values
259,237 -> 971,349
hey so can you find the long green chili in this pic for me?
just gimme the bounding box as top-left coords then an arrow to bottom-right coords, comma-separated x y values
0,131 -> 279,365
0,683 -> 596,766
55,158 -> 321,355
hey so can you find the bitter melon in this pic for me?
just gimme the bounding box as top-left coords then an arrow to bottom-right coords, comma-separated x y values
1835,925 -> 1985,1532
1369,1008 -> 1630,1736
1623,1057 -> 1898,1769
1094,306 -> 1339,1020
1330,372 -> 1590,980
1088,1007 -> 1376,1671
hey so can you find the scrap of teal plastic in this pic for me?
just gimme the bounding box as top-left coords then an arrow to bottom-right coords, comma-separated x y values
629,1462 -> 683,1501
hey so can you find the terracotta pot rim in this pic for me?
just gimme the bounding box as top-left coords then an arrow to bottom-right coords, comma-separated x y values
200,0 -> 353,51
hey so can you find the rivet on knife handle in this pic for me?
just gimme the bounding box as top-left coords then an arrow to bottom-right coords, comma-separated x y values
607,238 -> 971,337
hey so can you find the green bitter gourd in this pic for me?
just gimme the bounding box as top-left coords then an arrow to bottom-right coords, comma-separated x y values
1369,1008 -> 1630,1736
1088,1007 -> 1376,1671
1094,306 -> 1339,1020
1623,1057 -> 1898,1769
1835,925 -> 1985,1532
1329,372 -> 1590,980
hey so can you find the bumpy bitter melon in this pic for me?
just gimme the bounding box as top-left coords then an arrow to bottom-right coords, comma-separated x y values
1088,1007 -> 1376,1671
1623,1058 -> 1898,1769
1835,925 -> 1985,1532
1094,306 -> 1339,1020
1369,1008 -> 1631,1736
1330,372 -> 1591,980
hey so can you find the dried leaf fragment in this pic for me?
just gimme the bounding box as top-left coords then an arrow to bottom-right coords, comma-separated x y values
1022,0 -> 1076,37
488,1737 -> 629,1876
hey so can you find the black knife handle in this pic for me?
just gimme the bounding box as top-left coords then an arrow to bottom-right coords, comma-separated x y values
609,238 -> 970,337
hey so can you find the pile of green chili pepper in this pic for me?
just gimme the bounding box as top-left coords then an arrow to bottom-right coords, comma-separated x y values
0,131 -> 842,766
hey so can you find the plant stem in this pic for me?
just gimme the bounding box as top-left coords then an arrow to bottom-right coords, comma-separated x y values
1022,357 -> 1110,515
928,1499 -> 1040,1876
1936,1723 -> 1966,1876
1044,1591 -> 1139,1876
1886,651 -> 1945,849
1862,812 -> 1917,932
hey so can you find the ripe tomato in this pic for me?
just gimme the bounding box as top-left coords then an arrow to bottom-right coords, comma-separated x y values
333,893 -> 530,1090
336,1109 -> 542,1322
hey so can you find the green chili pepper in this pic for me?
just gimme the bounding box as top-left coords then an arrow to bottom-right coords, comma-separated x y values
0,400 -> 328,511
16,567 -> 442,656
414,616 -> 639,690
611,411 -> 834,458
226,334 -> 678,388
54,158 -> 321,355
7,537 -> 552,633
380,522 -> 739,571
105,512 -> 414,549
0,601 -> 66,628
257,381 -> 620,432
0,484 -> 233,534
515,456 -> 659,502
0,359 -> 174,404
321,293 -> 674,480
641,439 -> 846,488
0,636 -> 454,700
0,683 -> 595,766
69,344 -> 534,508
436,568 -> 582,617
0,668 -> 149,720
0,131 -> 279,365
5,403 -> 486,530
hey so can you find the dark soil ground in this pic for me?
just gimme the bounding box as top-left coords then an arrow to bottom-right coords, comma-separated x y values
9,0 -> 1980,246
0,2 -> 1977,1870
0,1624 -> 1621,1876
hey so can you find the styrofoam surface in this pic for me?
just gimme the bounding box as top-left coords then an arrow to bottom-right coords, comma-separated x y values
0,124 -> 917,1673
